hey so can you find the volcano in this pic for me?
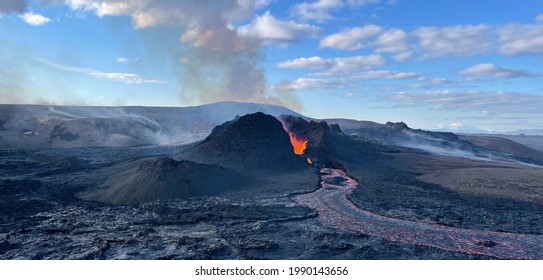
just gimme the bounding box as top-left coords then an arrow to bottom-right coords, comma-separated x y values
182,112 -> 310,175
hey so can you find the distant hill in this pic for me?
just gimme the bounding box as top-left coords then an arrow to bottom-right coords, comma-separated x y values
329,119 -> 543,166
0,102 -> 303,150
459,133 -> 543,153
458,135 -> 543,161
501,129 -> 543,136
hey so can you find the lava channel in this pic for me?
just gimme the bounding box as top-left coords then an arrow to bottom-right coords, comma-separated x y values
293,168 -> 543,259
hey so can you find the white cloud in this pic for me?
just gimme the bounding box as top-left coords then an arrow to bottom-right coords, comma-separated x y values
276,56 -> 331,69
431,78 -> 449,85
461,63 -> 535,78
318,22 -> 543,59
291,0 -> 345,21
33,57 -> 92,73
238,11 -> 321,45
353,70 -> 420,80
255,0 -> 274,9
497,24 -> 543,56
320,24 -> 382,50
88,72 -> 166,84
116,57 -> 129,63
276,77 -> 346,91
388,90 -> 543,115
392,51 -> 412,62
34,57 -> 166,85
448,122 -> 463,130
19,11 -> 52,26
536,14 -> 543,23
291,0 -> 383,21
325,55 -> 386,71
412,25 -> 492,58
276,54 -> 386,71
374,29 -> 409,53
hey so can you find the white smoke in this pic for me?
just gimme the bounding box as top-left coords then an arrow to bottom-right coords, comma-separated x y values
60,0 -> 300,109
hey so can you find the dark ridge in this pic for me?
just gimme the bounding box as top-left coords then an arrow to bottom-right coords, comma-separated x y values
182,112 -> 309,174
80,157 -> 252,205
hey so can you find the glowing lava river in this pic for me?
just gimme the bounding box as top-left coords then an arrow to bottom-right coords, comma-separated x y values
293,168 -> 543,259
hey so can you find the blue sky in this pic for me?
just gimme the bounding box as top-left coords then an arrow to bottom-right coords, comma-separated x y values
0,0 -> 542,132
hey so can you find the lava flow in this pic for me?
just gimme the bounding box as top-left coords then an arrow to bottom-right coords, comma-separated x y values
281,121 -> 308,155
288,132 -> 307,155
293,168 -> 543,259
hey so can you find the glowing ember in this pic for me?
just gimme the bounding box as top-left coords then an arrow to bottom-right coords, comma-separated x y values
281,120 -> 308,155
307,158 -> 313,164
288,132 -> 307,155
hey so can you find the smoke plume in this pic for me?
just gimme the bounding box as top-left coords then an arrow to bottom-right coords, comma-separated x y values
62,0 -> 301,110
0,0 -> 27,14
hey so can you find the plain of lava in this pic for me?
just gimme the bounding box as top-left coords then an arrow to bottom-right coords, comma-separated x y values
1,105 -> 542,260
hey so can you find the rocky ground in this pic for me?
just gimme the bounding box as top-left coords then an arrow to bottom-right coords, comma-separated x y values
1,192 -> 491,260
1,145 -> 540,259
1,110 -> 542,260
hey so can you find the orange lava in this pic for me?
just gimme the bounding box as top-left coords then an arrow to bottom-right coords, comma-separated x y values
289,132 -> 307,155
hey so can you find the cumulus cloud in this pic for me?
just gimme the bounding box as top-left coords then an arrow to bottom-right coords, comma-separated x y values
497,24 -> 543,56
319,24 -> 382,50
0,0 -> 27,14
19,11 -> 52,26
373,28 -> 409,53
412,25 -> 492,58
116,57 -> 128,63
291,0 -> 345,21
276,54 -> 386,71
319,22 -> 543,59
238,11 -> 321,45
461,63 -> 535,78
388,90 -> 543,115
537,14 -> 543,23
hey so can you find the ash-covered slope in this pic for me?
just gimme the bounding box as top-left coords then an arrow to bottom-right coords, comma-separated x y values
182,112 -> 309,175
336,120 -> 471,150
0,102 -> 303,150
458,135 -> 543,161
80,157 -> 251,205
330,120 -> 543,166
